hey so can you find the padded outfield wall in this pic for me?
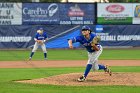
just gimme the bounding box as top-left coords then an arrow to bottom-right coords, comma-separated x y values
0,3 -> 140,48
0,25 -> 140,48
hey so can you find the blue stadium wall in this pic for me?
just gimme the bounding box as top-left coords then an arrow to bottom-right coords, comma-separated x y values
0,25 -> 140,48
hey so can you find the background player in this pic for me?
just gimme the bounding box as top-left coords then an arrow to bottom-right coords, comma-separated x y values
68,25 -> 111,82
29,28 -> 48,60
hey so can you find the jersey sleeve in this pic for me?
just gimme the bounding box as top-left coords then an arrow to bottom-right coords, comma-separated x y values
70,36 -> 81,43
44,33 -> 48,39
34,33 -> 38,39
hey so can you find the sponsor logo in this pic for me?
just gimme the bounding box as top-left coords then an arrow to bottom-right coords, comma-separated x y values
48,3 -> 58,17
96,25 -> 103,33
106,4 -> 124,13
68,4 -> 84,16
23,3 -> 58,17
134,5 -> 140,17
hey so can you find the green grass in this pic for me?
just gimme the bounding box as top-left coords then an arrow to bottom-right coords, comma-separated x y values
0,66 -> 139,81
0,49 -> 140,93
0,49 -> 140,61
0,66 -> 140,93
101,49 -> 140,60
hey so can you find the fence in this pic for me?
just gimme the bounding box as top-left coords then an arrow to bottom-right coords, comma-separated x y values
0,2 -> 140,48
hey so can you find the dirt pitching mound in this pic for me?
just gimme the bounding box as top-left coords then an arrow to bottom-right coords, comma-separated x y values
17,72 -> 140,86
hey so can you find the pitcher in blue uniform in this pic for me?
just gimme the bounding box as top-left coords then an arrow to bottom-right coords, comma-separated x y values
29,28 -> 48,60
68,25 -> 112,82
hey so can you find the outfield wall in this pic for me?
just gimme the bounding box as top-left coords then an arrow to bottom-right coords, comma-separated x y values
0,25 -> 140,48
0,3 -> 140,48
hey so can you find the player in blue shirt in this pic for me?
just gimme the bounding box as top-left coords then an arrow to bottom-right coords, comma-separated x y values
68,25 -> 111,82
29,28 -> 48,60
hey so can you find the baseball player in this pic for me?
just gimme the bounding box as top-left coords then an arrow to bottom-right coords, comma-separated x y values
29,28 -> 48,60
68,25 -> 112,82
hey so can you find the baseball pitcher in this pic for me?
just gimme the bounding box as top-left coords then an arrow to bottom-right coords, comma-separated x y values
29,28 -> 48,60
68,25 -> 112,82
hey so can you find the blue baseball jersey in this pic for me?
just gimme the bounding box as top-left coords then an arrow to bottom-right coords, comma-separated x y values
35,32 -> 48,40
71,33 -> 100,53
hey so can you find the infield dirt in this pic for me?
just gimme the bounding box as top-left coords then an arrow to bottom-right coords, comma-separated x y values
1,60 -> 140,86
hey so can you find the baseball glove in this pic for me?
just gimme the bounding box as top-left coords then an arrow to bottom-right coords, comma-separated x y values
91,36 -> 101,51
91,36 -> 101,46
36,40 -> 43,45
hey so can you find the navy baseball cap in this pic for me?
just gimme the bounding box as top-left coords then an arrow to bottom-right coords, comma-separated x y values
82,25 -> 91,31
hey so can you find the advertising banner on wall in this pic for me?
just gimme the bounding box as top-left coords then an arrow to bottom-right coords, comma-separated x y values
133,3 -> 140,24
97,3 -> 133,24
0,25 -> 80,48
0,25 -> 140,48
22,3 -> 95,25
59,3 -> 95,25
0,26 -> 33,48
95,25 -> 140,47
0,3 -> 22,25
22,3 -> 60,25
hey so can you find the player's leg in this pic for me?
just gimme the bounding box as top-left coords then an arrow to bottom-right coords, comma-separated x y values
91,45 -> 104,70
92,60 -> 99,71
92,60 -> 112,76
92,46 -> 112,75
29,42 -> 38,60
90,45 -> 103,70
92,60 -> 106,71
92,46 -> 106,71
78,45 -> 103,81
41,44 -> 47,60
78,52 -> 93,82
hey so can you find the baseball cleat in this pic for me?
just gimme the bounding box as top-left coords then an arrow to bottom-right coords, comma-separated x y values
104,65 -> 112,76
28,57 -> 32,61
77,75 -> 86,82
44,58 -> 48,60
